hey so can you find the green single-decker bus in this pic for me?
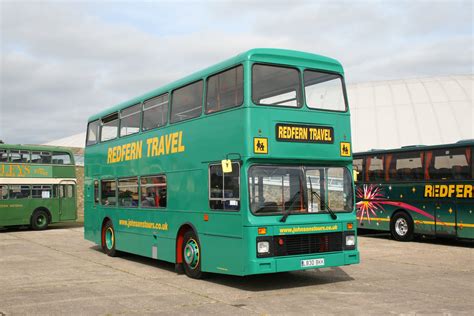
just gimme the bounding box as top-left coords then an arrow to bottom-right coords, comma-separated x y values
84,48 -> 359,278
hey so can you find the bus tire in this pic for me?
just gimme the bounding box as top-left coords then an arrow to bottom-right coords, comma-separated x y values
102,220 -> 117,257
182,230 -> 203,279
31,209 -> 49,230
390,212 -> 414,242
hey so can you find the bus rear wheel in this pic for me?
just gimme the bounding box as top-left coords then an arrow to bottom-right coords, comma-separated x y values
31,209 -> 49,230
182,231 -> 203,279
102,221 -> 117,257
390,212 -> 414,242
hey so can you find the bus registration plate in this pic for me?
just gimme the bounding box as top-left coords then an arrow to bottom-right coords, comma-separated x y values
301,258 -> 324,268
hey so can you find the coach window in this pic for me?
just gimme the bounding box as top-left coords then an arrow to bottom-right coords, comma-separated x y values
140,175 -> 167,208
86,119 -> 100,146
9,150 -> 30,163
430,147 -> 470,180
206,66 -> 243,113
252,64 -> 301,107
394,152 -> 423,181
0,150 -> 8,162
209,162 -> 240,211
120,104 -> 141,137
143,94 -> 168,131
0,185 -> 8,200
94,180 -> 99,204
101,113 -> 119,142
365,155 -> 384,182
118,178 -> 139,208
9,185 -> 30,199
52,152 -> 71,165
304,70 -> 346,111
171,80 -> 203,123
101,179 -> 117,206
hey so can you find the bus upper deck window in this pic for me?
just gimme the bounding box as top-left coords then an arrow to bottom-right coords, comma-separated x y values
252,64 -> 301,107
100,113 -> 119,142
0,150 -> 7,162
86,120 -> 100,146
304,70 -> 346,111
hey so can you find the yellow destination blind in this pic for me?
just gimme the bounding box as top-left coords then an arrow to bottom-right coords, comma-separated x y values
0,164 -> 52,178
276,123 -> 334,143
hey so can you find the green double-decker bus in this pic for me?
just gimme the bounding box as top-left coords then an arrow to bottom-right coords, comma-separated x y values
0,144 -> 77,230
354,140 -> 473,241
84,48 -> 359,278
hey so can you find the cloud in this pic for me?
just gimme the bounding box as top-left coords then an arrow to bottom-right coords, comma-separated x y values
0,0 -> 472,144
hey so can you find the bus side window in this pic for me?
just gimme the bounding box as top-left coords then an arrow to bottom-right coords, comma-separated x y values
140,175 -> 167,208
0,185 -> 8,200
209,162 -> 240,211
101,180 -> 117,206
94,180 -> 99,204
430,148 -> 470,180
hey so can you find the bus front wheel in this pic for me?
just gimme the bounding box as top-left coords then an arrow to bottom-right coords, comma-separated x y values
390,212 -> 414,242
102,221 -> 117,257
182,231 -> 203,279
31,209 -> 49,230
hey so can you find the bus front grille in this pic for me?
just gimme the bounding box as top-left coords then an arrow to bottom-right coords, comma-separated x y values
273,232 -> 343,256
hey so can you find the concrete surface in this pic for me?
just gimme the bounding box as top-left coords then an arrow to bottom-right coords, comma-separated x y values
0,225 -> 473,315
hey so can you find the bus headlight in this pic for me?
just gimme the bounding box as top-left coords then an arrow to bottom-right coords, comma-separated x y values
345,235 -> 355,247
257,241 -> 270,254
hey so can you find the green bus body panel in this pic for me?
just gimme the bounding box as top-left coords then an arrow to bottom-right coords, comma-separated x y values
355,141 -> 474,240
84,49 -> 359,276
0,145 -> 77,228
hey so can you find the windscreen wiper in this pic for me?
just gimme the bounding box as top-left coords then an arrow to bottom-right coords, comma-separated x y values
279,190 -> 301,223
308,175 -> 337,220
309,189 -> 337,220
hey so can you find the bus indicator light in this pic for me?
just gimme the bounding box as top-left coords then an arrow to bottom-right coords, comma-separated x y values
204,214 -> 209,222
347,223 -> 353,230
258,227 -> 267,235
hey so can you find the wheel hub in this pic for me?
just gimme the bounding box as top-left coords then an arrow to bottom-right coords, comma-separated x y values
184,239 -> 199,269
395,218 -> 408,236
105,227 -> 114,249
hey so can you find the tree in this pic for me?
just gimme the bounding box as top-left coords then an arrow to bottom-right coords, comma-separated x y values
0,140 -> 3,144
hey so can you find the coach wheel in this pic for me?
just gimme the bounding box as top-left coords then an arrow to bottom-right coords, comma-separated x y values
182,230 -> 203,279
390,212 -> 414,242
31,209 -> 49,230
102,221 -> 117,257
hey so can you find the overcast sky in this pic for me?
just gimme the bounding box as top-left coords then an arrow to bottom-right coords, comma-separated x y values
1,0 -> 472,144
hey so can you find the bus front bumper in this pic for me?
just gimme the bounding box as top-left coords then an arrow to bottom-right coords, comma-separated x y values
246,250 -> 360,275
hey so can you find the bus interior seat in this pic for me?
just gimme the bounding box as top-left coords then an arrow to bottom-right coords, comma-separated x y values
452,165 -> 468,180
397,168 -> 412,180
412,167 -> 423,179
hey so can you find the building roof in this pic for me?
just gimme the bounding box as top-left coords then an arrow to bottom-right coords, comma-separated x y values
349,74 -> 473,152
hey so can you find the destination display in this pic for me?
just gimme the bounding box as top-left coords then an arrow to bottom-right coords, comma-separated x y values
276,123 -> 334,143
0,164 -> 52,178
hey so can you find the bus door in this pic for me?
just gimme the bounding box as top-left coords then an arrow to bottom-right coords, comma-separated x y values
435,200 -> 456,237
59,181 -> 77,221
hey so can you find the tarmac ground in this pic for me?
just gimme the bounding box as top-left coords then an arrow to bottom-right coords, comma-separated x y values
0,223 -> 473,315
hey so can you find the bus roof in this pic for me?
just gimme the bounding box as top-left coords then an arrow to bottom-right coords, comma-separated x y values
354,140 -> 474,156
87,48 -> 343,122
0,143 -> 74,154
